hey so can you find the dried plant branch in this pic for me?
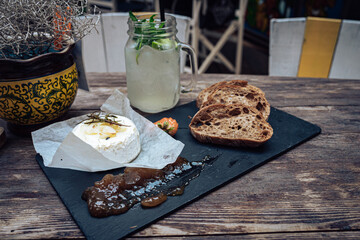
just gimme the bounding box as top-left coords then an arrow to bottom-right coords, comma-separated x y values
0,0 -> 100,59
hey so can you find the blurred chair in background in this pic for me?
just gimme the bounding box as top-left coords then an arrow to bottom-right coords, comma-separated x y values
80,12 -> 191,73
269,17 -> 360,79
87,0 -> 152,12
190,0 -> 248,74
88,0 -> 117,12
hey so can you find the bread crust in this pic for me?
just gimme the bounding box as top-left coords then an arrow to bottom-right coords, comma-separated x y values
189,104 -> 273,148
196,80 -> 265,108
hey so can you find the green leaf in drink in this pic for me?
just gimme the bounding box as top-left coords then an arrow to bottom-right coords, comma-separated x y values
129,11 -> 169,64
149,14 -> 156,22
129,11 -> 138,22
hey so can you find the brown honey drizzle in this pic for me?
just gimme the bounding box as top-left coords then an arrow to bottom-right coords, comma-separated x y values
82,156 -> 216,218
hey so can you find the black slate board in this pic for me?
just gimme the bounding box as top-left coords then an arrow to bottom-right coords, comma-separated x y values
36,101 -> 321,240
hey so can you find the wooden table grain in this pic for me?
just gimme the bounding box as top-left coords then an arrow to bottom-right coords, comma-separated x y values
1,73 -> 359,239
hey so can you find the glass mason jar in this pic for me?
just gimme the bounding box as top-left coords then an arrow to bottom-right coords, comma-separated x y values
125,13 -> 197,113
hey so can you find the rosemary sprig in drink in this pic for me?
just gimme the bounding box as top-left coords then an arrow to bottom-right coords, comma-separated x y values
129,11 -> 174,64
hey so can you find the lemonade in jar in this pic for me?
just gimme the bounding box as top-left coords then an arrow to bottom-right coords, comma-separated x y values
125,12 -> 197,113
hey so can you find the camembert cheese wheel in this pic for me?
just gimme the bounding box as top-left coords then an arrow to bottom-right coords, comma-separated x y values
72,114 -> 141,164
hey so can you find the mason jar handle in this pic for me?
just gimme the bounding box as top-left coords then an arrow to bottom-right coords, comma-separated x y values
178,42 -> 198,92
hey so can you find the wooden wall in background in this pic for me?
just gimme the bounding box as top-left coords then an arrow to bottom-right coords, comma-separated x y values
269,17 -> 360,80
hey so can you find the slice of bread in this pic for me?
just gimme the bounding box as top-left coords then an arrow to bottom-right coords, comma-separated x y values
189,104 -> 273,147
196,80 -> 265,108
200,85 -> 271,120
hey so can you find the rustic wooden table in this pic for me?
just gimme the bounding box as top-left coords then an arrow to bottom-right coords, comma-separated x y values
1,73 -> 359,239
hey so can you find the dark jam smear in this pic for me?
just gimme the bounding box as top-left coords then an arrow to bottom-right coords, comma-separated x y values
82,156 -> 217,218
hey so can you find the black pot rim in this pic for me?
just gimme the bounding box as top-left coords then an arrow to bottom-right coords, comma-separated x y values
0,41 -> 76,80
0,42 -> 75,64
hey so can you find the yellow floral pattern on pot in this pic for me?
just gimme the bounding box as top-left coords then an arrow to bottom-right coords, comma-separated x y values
0,63 -> 78,125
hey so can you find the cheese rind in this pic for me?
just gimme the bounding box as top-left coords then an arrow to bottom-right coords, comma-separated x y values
72,115 -> 141,164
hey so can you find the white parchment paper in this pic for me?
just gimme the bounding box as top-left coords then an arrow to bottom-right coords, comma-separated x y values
32,89 -> 184,172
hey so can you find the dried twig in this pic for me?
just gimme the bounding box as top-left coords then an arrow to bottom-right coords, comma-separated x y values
0,0 -> 100,59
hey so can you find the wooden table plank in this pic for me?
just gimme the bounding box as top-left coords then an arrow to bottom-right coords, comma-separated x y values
131,232 -> 360,239
0,73 -> 359,239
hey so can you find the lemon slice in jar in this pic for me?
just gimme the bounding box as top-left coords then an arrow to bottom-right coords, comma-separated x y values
151,39 -> 176,50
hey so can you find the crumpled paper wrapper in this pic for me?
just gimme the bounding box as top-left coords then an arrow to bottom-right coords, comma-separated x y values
32,90 -> 185,172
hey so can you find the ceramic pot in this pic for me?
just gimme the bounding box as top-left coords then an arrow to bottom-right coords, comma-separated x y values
0,44 -> 78,132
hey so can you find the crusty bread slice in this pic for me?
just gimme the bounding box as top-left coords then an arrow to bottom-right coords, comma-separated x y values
189,104 -> 273,147
200,85 -> 271,120
196,80 -> 265,108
